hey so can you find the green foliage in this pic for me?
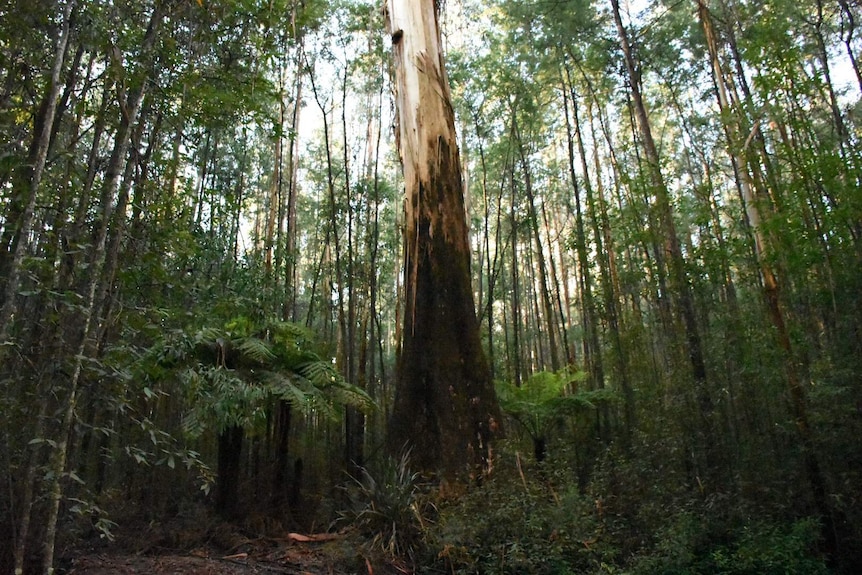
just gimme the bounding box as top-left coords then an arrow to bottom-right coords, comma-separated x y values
423,447 -> 830,575
121,412 -> 216,495
426,453 -> 605,575
498,368 -> 613,445
337,451 -> 431,562
142,318 -> 374,438
67,497 -> 119,542
629,514 -> 829,575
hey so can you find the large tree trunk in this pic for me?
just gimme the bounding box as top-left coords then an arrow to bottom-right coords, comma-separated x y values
385,0 -> 501,478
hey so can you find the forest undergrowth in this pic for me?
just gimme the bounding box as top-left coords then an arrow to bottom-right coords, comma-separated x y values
58,440 -> 837,575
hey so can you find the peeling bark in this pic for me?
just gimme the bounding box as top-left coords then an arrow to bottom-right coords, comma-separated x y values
385,0 -> 501,478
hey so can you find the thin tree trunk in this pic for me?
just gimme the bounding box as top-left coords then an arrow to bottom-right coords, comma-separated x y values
40,6 -> 164,572
509,164 -> 524,388
284,45 -> 303,322
580,75 -> 635,440
474,114 -> 507,380
561,71 -> 608,438
812,0 -> 849,158
540,195 -> 572,366
514,118 -> 560,372
611,0 -> 718,483
12,402 -> 48,575
342,59 -> 363,472
838,0 -> 862,96
0,0 -> 74,349
216,425 -> 244,517
265,94 -> 284,276
699,0 -> 838,548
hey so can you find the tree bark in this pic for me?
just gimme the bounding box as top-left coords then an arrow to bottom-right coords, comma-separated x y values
216,425 -> 244,518
385,0 -> 501,478
0,0 -> 74,350
41,5 -> 165,571
610,0 -> 718,483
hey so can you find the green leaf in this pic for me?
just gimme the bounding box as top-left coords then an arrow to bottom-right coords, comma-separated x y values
236,336 -> 276,363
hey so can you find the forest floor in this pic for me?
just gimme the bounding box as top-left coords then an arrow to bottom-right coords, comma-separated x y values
67,546 -> 339,575
63,534 -> 411,575
60,515 -> 405,575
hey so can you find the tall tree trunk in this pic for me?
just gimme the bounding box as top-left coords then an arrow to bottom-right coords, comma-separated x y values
265,93 -> 284,276
610,0 -> 719,484
508,164 -> 524,388
272,400 -> 292,509
0,0 -> 74,350
307,54 -> 348,367
40,6 -> 165,571
366,62 -> 386,444
583,79 -> 635,441
838,0 -> 862,96
342,59 -> 363,472
284,44 -> 303,322
514,118 -> 560,372
541,196 -> 572,365
216,425 -> 244,518
698,0 -> 840,552
812,0 -> 849,159
573,67 -> 636,437
561,72 -> 609,439
384,0 -> 501,477
474,113 -> 506,380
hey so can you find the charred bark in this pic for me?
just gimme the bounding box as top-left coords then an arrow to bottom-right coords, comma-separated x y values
385,0 -> 501,479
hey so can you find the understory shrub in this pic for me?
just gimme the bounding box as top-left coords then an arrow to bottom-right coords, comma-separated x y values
423,451 -> 608,575
628,513 -> 830,575
337,451 -> 433,564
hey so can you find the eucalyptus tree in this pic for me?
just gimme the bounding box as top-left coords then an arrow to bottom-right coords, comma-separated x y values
384,0 -> 501,478
687,0 -> 862,555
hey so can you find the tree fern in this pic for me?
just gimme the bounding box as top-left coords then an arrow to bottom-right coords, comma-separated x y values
143,317 -> 375,442
498,369 -> 616,460
236,336 -> 276,363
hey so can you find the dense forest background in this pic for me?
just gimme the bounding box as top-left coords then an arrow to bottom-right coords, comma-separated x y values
1,0 -> 862,573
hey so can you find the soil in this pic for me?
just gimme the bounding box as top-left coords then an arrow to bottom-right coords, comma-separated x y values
65,543 -> 350,574
63,536 -> 420,575
59,518 -> 408,575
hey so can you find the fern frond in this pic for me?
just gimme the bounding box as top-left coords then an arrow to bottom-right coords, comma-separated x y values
236,336 -> 276,363
194,327 -> 224,346
328,381 -> 375,412
267,321 -> 314,345
262,371 -> 311,407
298,360 -> 341,388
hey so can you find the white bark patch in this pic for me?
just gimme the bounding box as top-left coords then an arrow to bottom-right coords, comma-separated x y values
387,0 -> 467,320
